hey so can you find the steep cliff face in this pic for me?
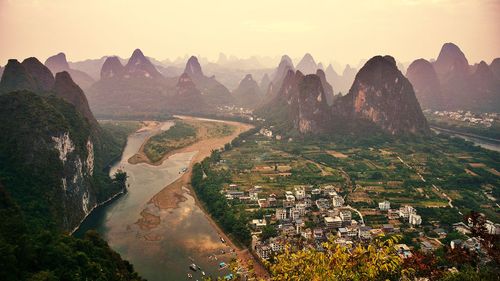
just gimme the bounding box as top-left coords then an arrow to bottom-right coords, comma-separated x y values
406,59 -> 443,109
258,70 -> 331,134
0,91 -> 121,232
316,69 -> 335,105
334,56 -> 429,135
297,74 -> 331,133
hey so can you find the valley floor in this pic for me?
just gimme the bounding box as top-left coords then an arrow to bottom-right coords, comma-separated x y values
129,117 -> 269,278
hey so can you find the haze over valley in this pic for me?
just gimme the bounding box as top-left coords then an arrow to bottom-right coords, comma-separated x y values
0,1 -> 499,280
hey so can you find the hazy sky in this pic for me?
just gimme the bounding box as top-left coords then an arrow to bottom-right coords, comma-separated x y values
1,0 -> 499,67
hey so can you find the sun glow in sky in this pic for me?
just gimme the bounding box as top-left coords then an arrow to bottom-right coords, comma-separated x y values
0,0 -> 499,66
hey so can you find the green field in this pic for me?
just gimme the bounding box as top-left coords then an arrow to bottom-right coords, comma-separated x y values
144,121 -> 198,162
210,131 -> 499,226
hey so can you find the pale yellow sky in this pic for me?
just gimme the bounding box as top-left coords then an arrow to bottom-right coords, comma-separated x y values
1,0 -> 499,67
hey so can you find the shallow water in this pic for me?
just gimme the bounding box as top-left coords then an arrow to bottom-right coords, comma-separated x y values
75,122 -> 234,281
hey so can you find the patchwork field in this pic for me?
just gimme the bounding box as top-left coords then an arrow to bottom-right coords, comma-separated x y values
213,131 -> 499,225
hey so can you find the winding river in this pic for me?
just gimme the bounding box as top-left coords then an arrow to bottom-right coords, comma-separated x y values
431,126 -> 500,152
75,121 -> 234,281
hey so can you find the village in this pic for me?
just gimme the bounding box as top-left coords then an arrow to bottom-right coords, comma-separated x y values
210,126 -> 500,267
426,109 -> 498,128
222,182 -> 499,264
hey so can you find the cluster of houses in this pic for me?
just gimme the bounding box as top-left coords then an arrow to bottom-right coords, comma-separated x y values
379,201 -> 422,226
223,183 -> 499,264
429,110 -> 497,127
246,185 -> 422,261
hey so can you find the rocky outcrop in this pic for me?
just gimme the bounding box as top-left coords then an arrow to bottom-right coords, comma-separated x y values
123,49 -> 163,79
263,55 -> 295,103
0,90 -> 123,232
296,74 -> 331,133
100,56 -> 124,80
433,43 -> 470,79
490,58 -> 500,79
406,59 -> 443,109
271,55 -> 295,89
181,56 -> 233,106
87,49 -> 176,115
53,71 -> 98,125
21,57 -> 55,92
469,61 -> 500,109
316,69 -> 335,105
411,43 -> 500,111
0,59 -> 38,94
169,73 -> 207,112
296,53 -> 318,75
334,56 -> 429,135
258,70 -> 331,134
45,52 -> 95,89
232,74 -> 262,107
45,53 -> 71,73
184,56 -> 204,79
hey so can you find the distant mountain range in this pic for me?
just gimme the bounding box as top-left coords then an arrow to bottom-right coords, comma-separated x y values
257,55 -> 429,135
2,42 -> 497,126
45,53 -> 96,89
407,43 -> 500,111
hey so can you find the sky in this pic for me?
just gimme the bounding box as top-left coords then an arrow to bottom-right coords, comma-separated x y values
0,0 -> 499,68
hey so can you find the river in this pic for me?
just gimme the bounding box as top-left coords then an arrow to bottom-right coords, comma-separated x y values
431,126 -> 500,152
75,121 -> 234,281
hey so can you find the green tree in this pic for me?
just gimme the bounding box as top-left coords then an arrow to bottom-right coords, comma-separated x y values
268,236 -> 405,281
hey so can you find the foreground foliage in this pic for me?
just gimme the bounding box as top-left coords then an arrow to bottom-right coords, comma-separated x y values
0,184 -> 144,281
269,236 -> 403,281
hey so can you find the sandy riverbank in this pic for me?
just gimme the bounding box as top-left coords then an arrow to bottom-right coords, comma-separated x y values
131,116 -> 269,279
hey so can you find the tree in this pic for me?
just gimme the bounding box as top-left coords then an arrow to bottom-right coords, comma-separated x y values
261,225 -> 278,241
268,236 -> 405,281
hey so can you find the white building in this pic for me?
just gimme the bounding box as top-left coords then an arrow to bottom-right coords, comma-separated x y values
399,205 -> 416,219
294,187 -> 306,200
293,203 -> 307,216
332,195 -> 344,207
339,210 -> 352,222
379,201 -> 391,211
325,216 -> 342,229
275,208 -> 287,220
252,219 -> 267,229
249,189 -> 259,201
485,220 -> 500,235
290,209 -> 301,220
409,213 -> 422,226
269,237 -> 284,253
